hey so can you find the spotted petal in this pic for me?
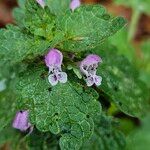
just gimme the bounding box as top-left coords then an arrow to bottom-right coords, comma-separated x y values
94,75 -> 102,86
48,74 -> 58,86
85,76 -> 95,87
57,72 -> 68,84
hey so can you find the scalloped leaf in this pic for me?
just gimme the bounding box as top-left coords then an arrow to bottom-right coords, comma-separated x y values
94,43 -> 149,118
56,5 -> 126,52
81,114 -> 126,150
0,25 -> 49,64
45,0 -> 71,16
16,66 -> 101,150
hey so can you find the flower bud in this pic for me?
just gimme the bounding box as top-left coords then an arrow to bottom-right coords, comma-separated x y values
70,0 -> 81,11
12,110 -> 32,132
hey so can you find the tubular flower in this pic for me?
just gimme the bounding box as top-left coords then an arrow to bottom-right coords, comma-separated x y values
36,0 -> 45,8
12,110 -> 32,132
70,0 -> 81,11
80,54 -> 102,87
45,49 -> 67,86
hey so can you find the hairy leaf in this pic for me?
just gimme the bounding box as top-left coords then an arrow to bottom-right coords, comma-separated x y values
16,66 -> 101,150
0,25 -> 49,64
0,91 -> 16,131
56,5 -> 126,52
81,114 -> 126,150
109,28 -> 135,61
94,44 -> 149,117
45,0 -> 71,16
27,129 -> 59,150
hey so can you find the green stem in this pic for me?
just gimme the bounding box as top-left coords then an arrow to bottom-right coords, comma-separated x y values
128,9 -> 141,42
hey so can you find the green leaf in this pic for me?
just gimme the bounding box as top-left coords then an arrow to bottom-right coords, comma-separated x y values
59,133 -> 82,150
114,0 -> 150,14
14,0 -> 55,39
16,66 -> 102,150
12,2 -> 126,55
27,129 -> 59,150
0,89 -> 17,131
0,25 -> 49,64
109,29 -> 150,89
67,65 -> 82,79
109,28 -> 135,61
94,43 -> 149,118
25,0 -> 55,38
45,0 -> 71,16
81,114 -> 126,150
138,40 -> 150,88
56,5 -> 126,52
126,114 -> 150,150
0,125 -> 21,148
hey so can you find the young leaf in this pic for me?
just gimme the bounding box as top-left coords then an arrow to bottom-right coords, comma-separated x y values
56,5 -> 126,52
0,25 -> 49,64
14,0 -> 55,38
45,0 -> 71,16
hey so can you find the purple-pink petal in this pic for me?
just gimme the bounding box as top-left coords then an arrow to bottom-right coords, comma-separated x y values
70,0 -> 81,11
36,0 -> 45,8
80,54 -> 102,76
48,74 -> 58,86
12,110 -> 31,132
45,49 -> 63,68
80,54 -> 102,68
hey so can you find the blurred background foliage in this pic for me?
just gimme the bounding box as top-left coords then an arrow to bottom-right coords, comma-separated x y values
0,0 -> 149,150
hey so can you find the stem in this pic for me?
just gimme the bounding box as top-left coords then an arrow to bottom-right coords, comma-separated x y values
128,9 -> 141,42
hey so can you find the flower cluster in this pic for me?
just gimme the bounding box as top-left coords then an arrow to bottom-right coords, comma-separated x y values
12,0 -> 102,133
34,1 -> 103,87
45,49 -> 102,87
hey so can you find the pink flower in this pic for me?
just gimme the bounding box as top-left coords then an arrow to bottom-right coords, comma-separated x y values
36,0 -> 45,8
70,0 -> 81,11
45,49 -> 67,86
12,110 -> 33,132
80,54 -> 102,86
